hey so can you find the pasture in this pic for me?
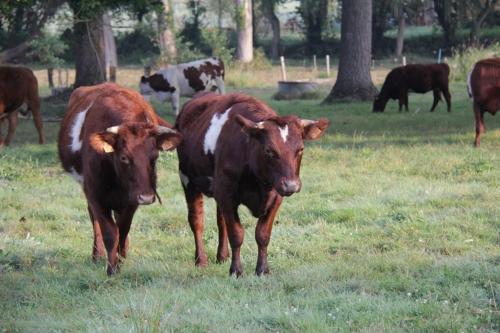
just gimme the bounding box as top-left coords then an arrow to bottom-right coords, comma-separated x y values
0,66 -> 499,332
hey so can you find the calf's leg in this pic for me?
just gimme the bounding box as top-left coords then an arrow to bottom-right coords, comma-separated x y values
89,203 -> 119,275
114,205 -> 138,260
4,111 -> 18,146
473,103 -> 484,147
216,205 -> 229,263
430,89 -> 441,112
442,86 -> 451,112
28,95 -> 44,144
185,189 -> 208,266
255,195 -> 282,276
88,205 -> 105,261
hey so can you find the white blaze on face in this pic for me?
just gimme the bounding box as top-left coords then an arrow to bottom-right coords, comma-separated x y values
203,107 -> 232,155
279,125 -> 289,143
70,102 -> 93,152
179,170 -> 189,188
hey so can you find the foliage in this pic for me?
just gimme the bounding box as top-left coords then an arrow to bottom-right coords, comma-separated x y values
116,18 -> 159,65
201,28 -> 235,67
450,42 -> 500,81
179,0 -> 207,51
296,0 -> 330,53
28,30 -> 68,67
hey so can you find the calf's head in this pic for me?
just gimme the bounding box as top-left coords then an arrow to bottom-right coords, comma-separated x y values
236,115 -> 329,197
373,94 -> 387,113
90,123 -> 182,205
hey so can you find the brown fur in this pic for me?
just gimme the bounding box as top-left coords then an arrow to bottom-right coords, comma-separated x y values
469,58 -> 500,146
0,66 -> 44,146
176,92 -> 329,276
58,83 -> 182,275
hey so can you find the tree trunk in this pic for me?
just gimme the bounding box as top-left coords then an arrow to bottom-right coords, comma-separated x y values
73,15 -> 107,88
103,13 -> 117,69
217,0 -> 223,31
433,0 -> 457,50
263,1 -> 281,59
235,0 -> 253,62
158,0 -> 177,65
323,0 -> 377,103
395,4 -> 405,59
372,0 -> 390,55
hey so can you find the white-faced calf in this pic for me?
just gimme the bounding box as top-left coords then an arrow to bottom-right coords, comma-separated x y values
175,92 -> 329,276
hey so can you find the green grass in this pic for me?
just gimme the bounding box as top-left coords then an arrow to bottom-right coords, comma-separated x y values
0,80 -> 499,332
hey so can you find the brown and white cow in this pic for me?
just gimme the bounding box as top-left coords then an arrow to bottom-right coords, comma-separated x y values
373,63 -> 451,113
58,83 -> 182,275
139,57 -> 225,115
176,92 -> 329,276
467,58 -> 500,147
0,66 -> 44,146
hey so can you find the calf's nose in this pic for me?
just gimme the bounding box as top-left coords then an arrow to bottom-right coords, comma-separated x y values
137,193 -> 155,205
279,178 -> 301,196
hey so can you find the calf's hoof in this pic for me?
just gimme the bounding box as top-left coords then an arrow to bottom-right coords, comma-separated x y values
229,264 -> 243,277
216,250 -> 229,263
195,254 -> 208,267
255,266 -> 270,276
106,264 -> 119,276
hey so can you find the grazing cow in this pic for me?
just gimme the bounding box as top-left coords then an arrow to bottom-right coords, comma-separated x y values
468,58 -> 500,147
58,83 -> 182,275
176,92 -> 329,276
373,63 -> 451,113
0,66 -> 44,146
139,57 -> 225,115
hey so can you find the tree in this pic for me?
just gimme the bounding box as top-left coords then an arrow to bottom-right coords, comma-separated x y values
323,0 -> 377,102
372,0 -> 392,55
395,2 -> 405,59
465,0 -> 499,45
235,0 -> 253,62
261,0 -> 281,59
297,0 -> 329,53
157,0 -> 177,65
433,0 -> 459,49
0,0 -> 64,62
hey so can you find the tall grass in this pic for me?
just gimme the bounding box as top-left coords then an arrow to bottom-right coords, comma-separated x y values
450,43 -> 500,82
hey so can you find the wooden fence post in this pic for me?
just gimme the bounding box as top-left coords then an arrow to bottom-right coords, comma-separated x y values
109,66 -> 117,82
326,54 -> 330,76
280,56 -> 287,81
47,68 -> 54,89
313,55 -> 317,71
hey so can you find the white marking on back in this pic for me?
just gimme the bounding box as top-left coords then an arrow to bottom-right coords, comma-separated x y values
70,102 -> 93,152
203,108 -> 232,155
179,170 -> 189,188
279,125 -> 289,143
70,167 -> 83,184
467,63 -> 476,98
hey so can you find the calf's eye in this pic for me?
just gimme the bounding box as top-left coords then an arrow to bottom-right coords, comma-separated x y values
265,148 -> 277,159
120,155 -> 130,164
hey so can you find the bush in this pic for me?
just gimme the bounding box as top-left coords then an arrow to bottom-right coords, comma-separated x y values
450,43 -> 500,82
116,20 -> 159,65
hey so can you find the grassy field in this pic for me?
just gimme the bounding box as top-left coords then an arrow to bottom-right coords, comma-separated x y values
0,68 -> 499,332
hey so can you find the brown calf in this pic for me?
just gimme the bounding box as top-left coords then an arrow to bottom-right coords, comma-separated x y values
467,58 -> 500,147
176,92 -> 329,276
0,66 -> 44,146
58,83 -> 182,275
373,63 -> 451,113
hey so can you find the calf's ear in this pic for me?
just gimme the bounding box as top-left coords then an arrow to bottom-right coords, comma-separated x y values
155,126 -> 182,151
300,118 -> 329,140
89,132 -> 117,153
235,114 -> 265,137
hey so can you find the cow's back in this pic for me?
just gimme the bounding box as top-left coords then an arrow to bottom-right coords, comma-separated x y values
0,66 -> 38,113
470,58 -> 500,103
58,83 -> 160,177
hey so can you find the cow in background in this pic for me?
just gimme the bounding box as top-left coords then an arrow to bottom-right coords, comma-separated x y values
58,83 -> 182,275
176,92 -> 329,276
140,57 -> 225,115
468,58 -> 500,146
0,66 -> 44,146
373,63 -> 451,113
